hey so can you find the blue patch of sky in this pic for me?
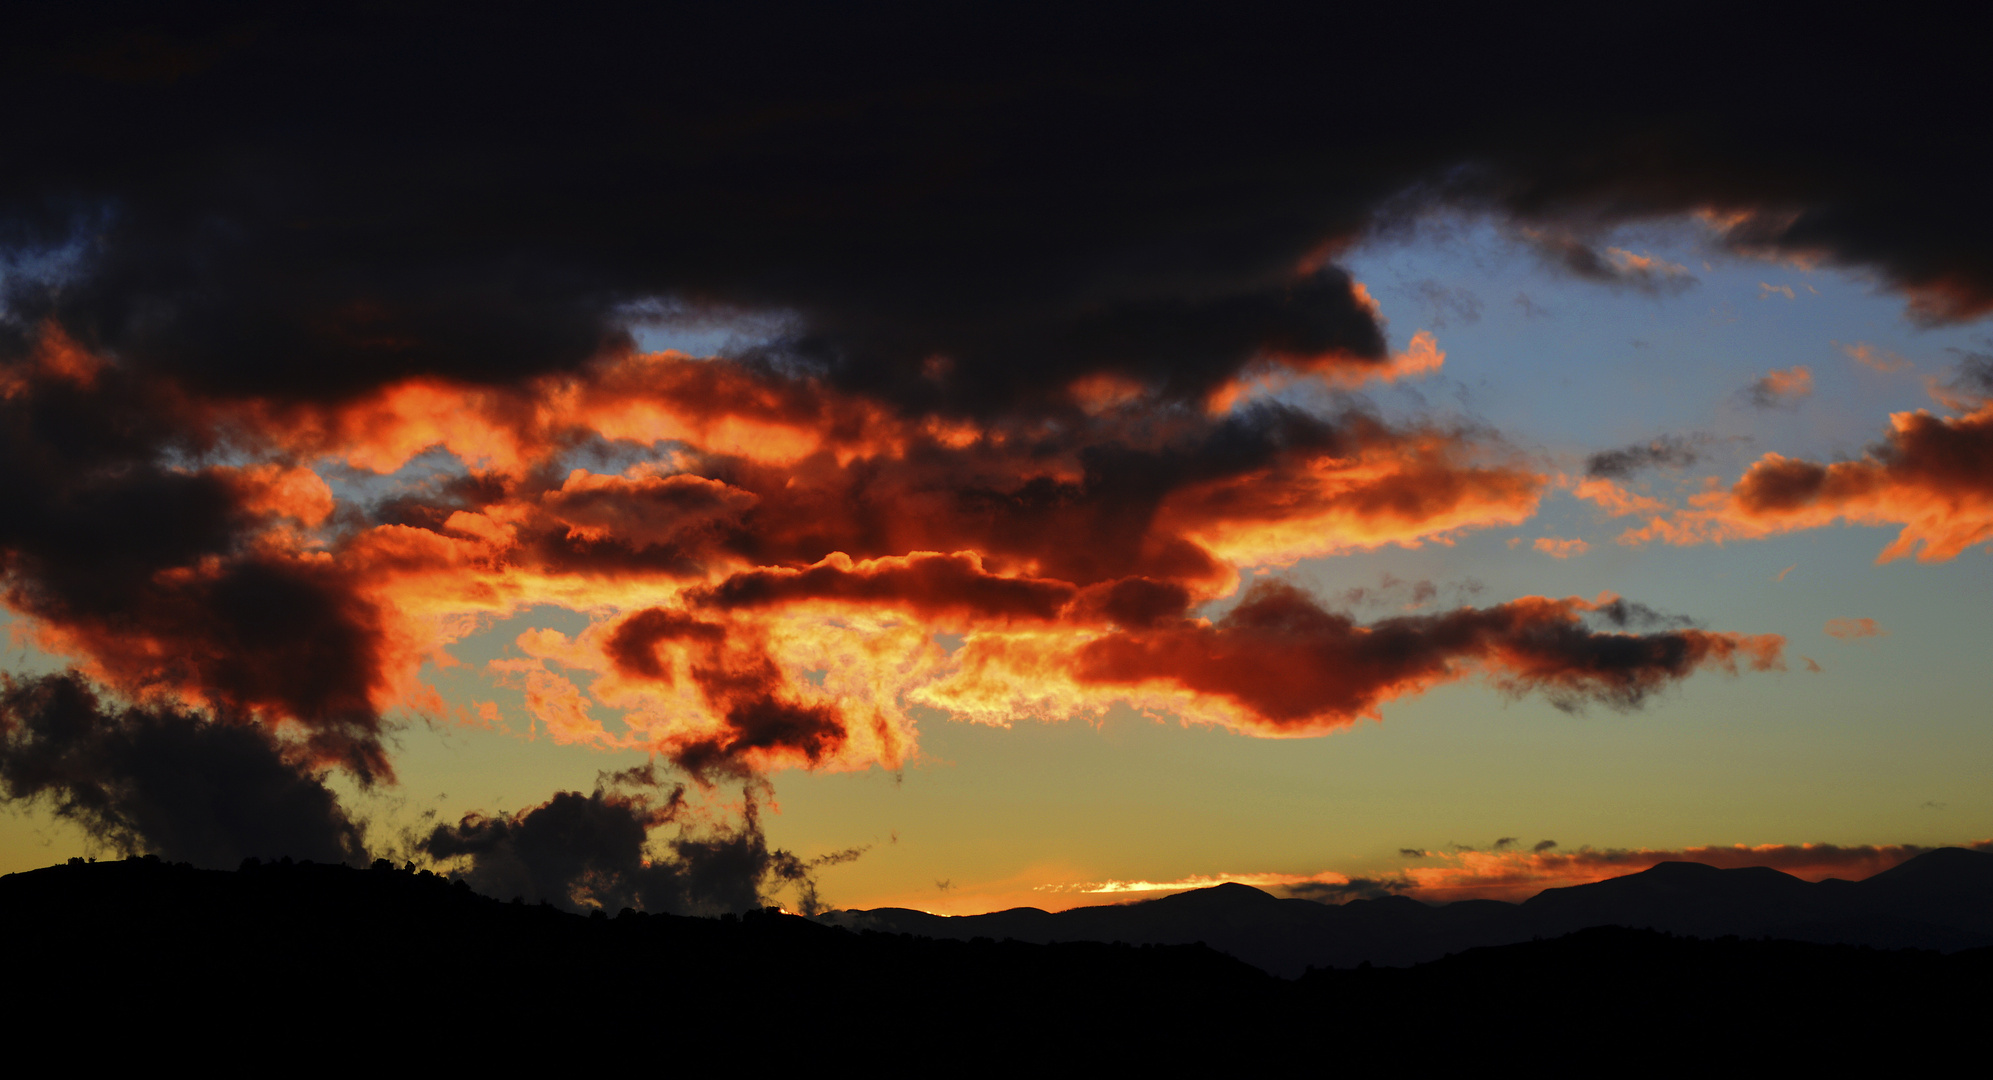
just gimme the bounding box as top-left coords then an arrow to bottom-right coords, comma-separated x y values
1338,215 -> 1989,472
623,297 -> 797,357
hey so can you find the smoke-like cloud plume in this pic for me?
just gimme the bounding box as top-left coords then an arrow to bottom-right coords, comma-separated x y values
420,769 -> 858,915
0,671 -> 367,867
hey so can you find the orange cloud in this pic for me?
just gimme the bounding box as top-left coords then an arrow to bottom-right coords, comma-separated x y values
1568,476 -> 1667,517
1204,328 -> 1447,412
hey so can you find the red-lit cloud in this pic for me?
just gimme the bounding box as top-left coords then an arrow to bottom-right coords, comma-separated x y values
922,583 -> 1781,735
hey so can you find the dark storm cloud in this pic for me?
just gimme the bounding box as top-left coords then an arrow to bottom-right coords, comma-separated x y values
1586,435 -> 1703,479
0,671 -> 368,867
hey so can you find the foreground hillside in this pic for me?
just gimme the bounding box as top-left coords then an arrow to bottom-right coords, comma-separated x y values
829,848 -> 1993,975
3,855 -> 1988,1064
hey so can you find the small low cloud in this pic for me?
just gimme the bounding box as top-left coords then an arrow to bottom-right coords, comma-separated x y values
1759,282 -> 1796,300
1526,232 -> 1698,295
1746,365 -> 1813,408
1803,656 -> 1823,672
1514,292 -> 1550,319
1586,434 -> 1703,479
1824,617 -> 1887,640
1533,536 -> 1590,559
1532,840 -> 1557,853
1775,564 -> 1797,582
1840,341 -> 1911,373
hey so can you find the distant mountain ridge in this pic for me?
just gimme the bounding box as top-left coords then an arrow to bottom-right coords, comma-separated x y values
821,847 -> 1993,976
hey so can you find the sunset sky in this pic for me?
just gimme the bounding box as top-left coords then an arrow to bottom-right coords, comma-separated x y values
2,5 -> 1988,916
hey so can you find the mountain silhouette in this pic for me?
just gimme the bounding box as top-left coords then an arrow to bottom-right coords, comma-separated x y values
825,848 -> 1993,975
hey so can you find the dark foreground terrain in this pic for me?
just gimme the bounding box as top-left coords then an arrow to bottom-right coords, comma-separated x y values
4,857 -> 1986,1066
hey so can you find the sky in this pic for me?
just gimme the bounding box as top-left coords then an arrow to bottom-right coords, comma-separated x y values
2,4 -> 1989,916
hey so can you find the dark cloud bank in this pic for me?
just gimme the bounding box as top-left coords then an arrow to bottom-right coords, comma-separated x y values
1,4 -> 1985,880
4,3 -> 1987,412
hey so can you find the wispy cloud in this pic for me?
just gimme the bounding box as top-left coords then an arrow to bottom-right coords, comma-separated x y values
1824,617 -> 1887,640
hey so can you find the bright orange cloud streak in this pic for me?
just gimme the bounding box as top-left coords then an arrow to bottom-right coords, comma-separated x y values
1623,403 -> 1993,562
0,337 -> 1782,781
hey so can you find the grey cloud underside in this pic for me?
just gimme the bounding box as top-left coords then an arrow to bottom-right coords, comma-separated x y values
1586,435 -> 1703,479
